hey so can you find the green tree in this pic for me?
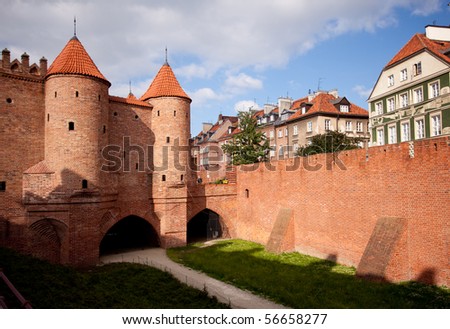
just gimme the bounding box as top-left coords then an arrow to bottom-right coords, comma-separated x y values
296,130 -> 364,156
222,111 -> 270,165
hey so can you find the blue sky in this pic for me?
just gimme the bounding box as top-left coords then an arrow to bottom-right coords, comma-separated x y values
1,0 -> 449,134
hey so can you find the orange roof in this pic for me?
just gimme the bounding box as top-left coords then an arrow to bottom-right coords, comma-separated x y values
288,93 -> 368,122
46,36 -> 109,85
140,62 -> 191,102
385,33 -> 450,68
109,94 -> 152,108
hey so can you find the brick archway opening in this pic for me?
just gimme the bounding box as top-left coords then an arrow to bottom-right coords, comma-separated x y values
187,209 -> 226,244
99,215 -> 160,255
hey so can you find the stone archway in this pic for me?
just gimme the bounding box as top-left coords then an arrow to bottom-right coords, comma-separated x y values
28,218 -> 67,263
187,209 -> 227,244
99,215 -> 160,255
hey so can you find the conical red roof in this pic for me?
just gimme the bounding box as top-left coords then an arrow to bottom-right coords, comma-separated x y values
140,62 -> 191,102
46,36 -> 110,85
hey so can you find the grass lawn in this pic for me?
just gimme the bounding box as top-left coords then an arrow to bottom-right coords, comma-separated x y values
167,239 -> 450,309
0,247 -> 228,309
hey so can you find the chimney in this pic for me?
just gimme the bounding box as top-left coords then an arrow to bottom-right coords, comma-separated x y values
218,114 -> 223,124
277,97 -> 293,112
425,25 -> 450,42
21,52 -> 29,70
39,57 -> 47,76
202,122 -> 213,133
2,48 -> 10,69
263,103 -> 276,115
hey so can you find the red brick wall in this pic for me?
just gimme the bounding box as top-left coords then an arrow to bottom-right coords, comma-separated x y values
235,137 -> 449,286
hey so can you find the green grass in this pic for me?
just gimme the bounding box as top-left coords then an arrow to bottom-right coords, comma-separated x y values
167,239 -> 450,309
0,247 -> 228,309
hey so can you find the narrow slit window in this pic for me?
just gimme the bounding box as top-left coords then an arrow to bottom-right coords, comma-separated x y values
180,174 -> 184,182
103,125 -> 106,134
82,179 -> 88,189
245,189 -> 249,198
98,95 -> 101,101
162,175 -> 166,182
174,110 -> 176,116
166,136 -> 170,143
47,114 -> 50,122
157,110 -> 160,116
68,122 -> 75,131
135,163 -> 139,170
75,91 -> 79,97
54,91 -> 57,98
0,181 -> 6,192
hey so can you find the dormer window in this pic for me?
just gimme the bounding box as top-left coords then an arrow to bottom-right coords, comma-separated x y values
340,105 -> 349,113
270,114 -> 275,122
301,106 -> 306,114
257,118 -> 261,125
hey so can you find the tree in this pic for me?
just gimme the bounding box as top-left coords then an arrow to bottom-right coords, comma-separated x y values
222,111 -> 270,165
296,130 -> 364,156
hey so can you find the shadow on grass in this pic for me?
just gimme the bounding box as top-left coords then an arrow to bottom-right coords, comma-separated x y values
168,240 -> 450,309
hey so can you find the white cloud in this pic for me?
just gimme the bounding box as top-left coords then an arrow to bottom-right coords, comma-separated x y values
353,85 -> 373,99
190,88 -> 223,105
234,100 -> 260,113
224,73 -> 263,95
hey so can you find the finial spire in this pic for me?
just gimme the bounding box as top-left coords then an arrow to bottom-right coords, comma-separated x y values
74,16 -> 77,36
164,46 -> 168,65
129,80 -> 132,94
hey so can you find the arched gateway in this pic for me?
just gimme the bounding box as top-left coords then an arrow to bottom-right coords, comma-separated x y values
187,209 -> 227,244
99,215 -> 160,255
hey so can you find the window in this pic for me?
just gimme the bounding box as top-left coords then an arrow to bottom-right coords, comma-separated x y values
270,146 -> 275,157
68,122 -> 75,131
431,114 -> 441,137
180,175 -> 184,182
257,118 -> 261,125
377,128 -> 385,145
340,105 -> 349,113
400,68 -> 408,81
278,130 -> 283,138
345,121 -> 352,132
301,106 -> 306,114
415,118 -> 425,139
388,125 -> 397,144
400,93 -> 409,108
166,136 -> 170,143
82,179 -> 88,189
75,91 -> 79,97
174,110 -> 176,116
162,175 -> 166,182
413,88 -> 423,103
293,143 -> 299,153
413,62 -> 422,76
54,91 -> 57,98
356,121 -> 363,132
307,121 -> 312,132
401,122 -> 410,142
103,125 -> 106,134
0,181 -> 5,192
293,125 -> 298,136
430,81 -> 440,98
269,130 -> 274,138
270,114 -> 275,122
387,98 -> 395,112
47,114 -> 50,122
388,74 -> 394,87
157,110 -> 160,116
279,145 -> 284,157
324,119 -> 331,131
375,102 -> 383,115
285,128 -> 288,136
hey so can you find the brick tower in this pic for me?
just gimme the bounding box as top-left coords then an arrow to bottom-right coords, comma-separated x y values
140,56 -> 192,247
44,36 -> 111,192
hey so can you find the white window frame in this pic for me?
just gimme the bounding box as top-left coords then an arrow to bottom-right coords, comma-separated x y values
269,130 -> 274,138
375,102 -> 383,115
400,93 -> 409,108
340,105 -> 349,113
413,62 -> 422,76
387,97 -> 395,112
388,74 -> 394,87
401,121 -> 410,142
431,113 -> 442,137
413,87 -> 423,104
388,125 -> 397,144
285,127 -> 288,137
429,81 -> 440,98
293,125 -> 298,136
307,121 -> 313,132
345,121 -> 352,132
324,119 -> 331,131
356,121 -> 363,132
415,118 -> 425,140
278,129 -> 283,138
377,128 -> 385,145
400,68 -> 408,82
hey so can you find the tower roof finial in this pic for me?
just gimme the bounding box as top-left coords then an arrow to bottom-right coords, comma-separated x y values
164,46 -> 169,66
74,16 -> 77,37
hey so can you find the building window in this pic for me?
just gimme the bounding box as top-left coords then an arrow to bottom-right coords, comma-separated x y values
162,175 -> 166,182
388,125 -> 397,144
278,130 -> 283,138
400,68 -> 408,81
180,174 -> 184,182
47,114 -> 50,122
388,74 -> 394,87
301,106 -> 306,114
431,114 -> 441,137
377,128 -> 385,145
103,125 -> 106,134
415,118 -> 425,139
375,102 -> 383,115
387,98 -> 395,112
400,93 -> 409,108
68,122 -> 75,131
307,121 -> 312,132
0,181 -> 5,192
413,62 -> 422,76
430,81 -> 440,98
279,145 -> 284,157
75,91 -> 79,97
269,130 -> 274,138
324,119 -> 331,131
293,143 -> 299,154
270,114 -> 275,122
166,136 -> 170,143
401,122 -> 410,142
345,121 -> 352,132
157,110 -> 160,116
270,146 -> 275,157
82,179 -> 88,189
413,88 -> 423,103
54,91 -> 57,98
293,125 -> 298,136
356,121 -> 363,132
340,105 -> 349,113
285,127 -> 288,136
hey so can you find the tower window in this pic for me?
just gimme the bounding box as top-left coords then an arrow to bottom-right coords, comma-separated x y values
162,175 -> 166,182
47,114 -> 50,122
180,174 -> 184,182
174,110 -> 176,116
113,112 -> 118,116
68,122 -> 75,131
134,115 -> 139,120
157,110 -> 160,116
136,163 -> 139,170
82,179 -> 88,189
166,136 -> 170,143
98,95 -> 101,101
0,181 -> 6,192
245,189 -> 249,198
6,98 -> 12,104
55,91 -> 57,98
103,125 -> 106,134
75,91 -> 79,97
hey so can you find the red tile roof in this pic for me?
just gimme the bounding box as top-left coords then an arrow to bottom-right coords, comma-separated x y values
140,63 -> 191,102
46,36 -> 109,85
287,93 -> 368,122
24,161 -> 54,174
109,93 -> 152,108
385,33 -> 450,68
